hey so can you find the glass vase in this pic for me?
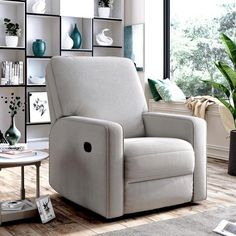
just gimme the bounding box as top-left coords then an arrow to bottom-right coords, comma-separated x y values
5,116 -> 21,146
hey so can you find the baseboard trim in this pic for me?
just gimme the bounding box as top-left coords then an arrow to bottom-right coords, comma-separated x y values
207,144 -> 229,160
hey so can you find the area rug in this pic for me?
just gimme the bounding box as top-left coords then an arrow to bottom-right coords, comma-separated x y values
100,206 -> 236,236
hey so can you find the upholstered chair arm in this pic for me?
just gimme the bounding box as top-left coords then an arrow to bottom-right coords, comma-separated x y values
143,112 -> 207,202
49,116 -> 124,218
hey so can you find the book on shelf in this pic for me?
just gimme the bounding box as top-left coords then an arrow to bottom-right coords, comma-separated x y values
1,61 -> 24,85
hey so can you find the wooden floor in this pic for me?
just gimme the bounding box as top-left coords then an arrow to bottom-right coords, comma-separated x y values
0,158 -> 236,235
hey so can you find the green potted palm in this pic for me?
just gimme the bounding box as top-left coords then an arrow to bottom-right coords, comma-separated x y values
4,18 -> 21,47
98,0 -> 114,18
203,33 -> 236,175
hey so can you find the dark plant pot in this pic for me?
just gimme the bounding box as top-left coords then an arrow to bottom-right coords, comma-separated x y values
32,39 -> 46,56
228,129 -> 236,175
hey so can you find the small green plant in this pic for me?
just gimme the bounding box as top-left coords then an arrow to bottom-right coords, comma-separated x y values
203,33 -> 236,128
98,0 -> 114,8
1,93 -> 24,117
4,18 -> 21,36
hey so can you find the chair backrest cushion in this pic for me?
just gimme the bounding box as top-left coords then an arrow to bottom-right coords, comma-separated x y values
46,56 -> 148,138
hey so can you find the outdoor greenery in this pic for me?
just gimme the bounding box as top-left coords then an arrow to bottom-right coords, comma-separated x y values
203,33 -> 236,127
171,2 -> 236,97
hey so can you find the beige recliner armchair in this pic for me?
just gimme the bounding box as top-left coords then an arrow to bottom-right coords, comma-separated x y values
46,56 -> 207,219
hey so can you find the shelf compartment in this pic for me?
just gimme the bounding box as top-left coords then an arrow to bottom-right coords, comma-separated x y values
27,58 -> 49,86
61,16 -> 92,51
0,0 -> 25,48
60,0 -> 94,18
0,87 -> 26,142
0,49 -> 25,85
93,19 -> 123,47
94,0 -> 124,19
27,0 -> 60,15
27,15 -> 60,56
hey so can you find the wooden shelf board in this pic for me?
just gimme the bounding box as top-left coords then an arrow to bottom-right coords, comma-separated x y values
0,47 -> 25,50
0,85 -> 25,88
0,0 -> 25,5
27,84 -> 46,87
93,45 -> 122,49
27,13 -> 60,18
27,56 -> 52,59
94,17 -> 122,22
27,122 -> 51,126
61,49 -> 92,52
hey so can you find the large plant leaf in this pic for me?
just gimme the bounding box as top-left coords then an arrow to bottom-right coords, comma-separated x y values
220,33 -> 236,67
216,96 -> 236,120
215,62 -> 234,90
202,80 -> 230,98
215,62 -> 236,90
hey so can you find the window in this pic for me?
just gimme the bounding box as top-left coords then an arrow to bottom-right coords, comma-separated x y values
168,0 -> 236,97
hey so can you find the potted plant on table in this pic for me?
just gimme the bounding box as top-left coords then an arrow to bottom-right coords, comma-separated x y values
98,0 -> 114,18
4,18 -> 21,47
203,33 -> 236,175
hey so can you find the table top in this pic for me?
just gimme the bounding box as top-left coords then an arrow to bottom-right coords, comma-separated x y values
0,151 -> 48,167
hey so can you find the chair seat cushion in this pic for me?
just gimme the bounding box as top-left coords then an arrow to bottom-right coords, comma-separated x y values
124,137 -> 194,183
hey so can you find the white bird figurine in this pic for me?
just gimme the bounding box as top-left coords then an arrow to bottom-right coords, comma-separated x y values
32,0 -> 46,14
96,29 -> 113,46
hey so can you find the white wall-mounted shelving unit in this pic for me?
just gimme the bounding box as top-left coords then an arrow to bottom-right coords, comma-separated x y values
0,0 -> 124,143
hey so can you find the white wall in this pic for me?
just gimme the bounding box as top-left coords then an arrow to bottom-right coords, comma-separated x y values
124,0 -> 145,26
124,0 -> 163,100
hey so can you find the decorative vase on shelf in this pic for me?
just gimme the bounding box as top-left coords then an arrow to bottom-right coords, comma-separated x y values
5,116 -> 21,146
32,39 -> 46,56
5,36 -> 18,47
32,0 -> 46,14
96,28 -> 113,46
98,7 -> 111,18
62,33 -> 73,49
70,24 -> 82,49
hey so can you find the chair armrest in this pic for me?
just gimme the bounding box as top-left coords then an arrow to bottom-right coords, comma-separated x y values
49,116 -> 124,218
143,112 -> 207,201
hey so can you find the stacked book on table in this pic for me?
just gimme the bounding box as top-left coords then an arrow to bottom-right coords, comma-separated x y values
0,144 -> 37,158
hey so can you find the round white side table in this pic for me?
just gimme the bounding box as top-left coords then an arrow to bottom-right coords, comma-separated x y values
0,151 -> 49,224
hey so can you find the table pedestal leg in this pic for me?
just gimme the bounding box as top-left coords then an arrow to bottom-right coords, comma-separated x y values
36,162 -> 41,198
21,166 -> 25,200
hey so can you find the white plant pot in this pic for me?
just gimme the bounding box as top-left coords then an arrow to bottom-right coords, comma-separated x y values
62,33 -> 73,49
98,7 -> 111,18
5,36 -> 18,47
